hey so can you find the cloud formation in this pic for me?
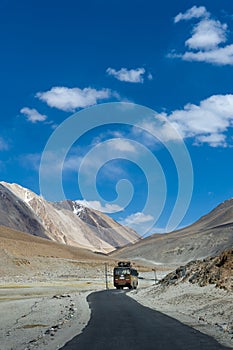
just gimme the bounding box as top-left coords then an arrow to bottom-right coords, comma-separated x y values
174,6 -> 209,23
119,212 -> 154,234
185,19 -> 227,50
20,107 -> 47,123
122,212 -> 154,225
106,67 -> 148,83
183,45 -> 233,65
158,94 -> 233,147
36,86 -> 112,112
171,6 -> 233,65
108,139 -> 137,153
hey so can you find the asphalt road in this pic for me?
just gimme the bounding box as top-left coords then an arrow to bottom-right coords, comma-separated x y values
59,289 -> 230,350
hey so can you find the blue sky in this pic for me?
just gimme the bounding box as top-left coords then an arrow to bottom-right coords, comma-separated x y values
1,0 -> 233,236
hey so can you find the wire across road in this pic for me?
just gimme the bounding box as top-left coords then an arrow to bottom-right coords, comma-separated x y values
59,289 -> 230,350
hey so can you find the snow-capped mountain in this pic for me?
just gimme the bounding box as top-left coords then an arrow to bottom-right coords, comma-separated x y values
0,182 -> 139,253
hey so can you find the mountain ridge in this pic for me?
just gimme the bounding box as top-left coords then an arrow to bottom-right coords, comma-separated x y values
0,181 -> 139,253
111,198 -> 233,264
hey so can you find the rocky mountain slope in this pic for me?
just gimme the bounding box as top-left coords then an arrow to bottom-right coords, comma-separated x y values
0,184 -> 48,239
160,248 -> 233,291
111,199 -> 233,264
0,182 -> 139,253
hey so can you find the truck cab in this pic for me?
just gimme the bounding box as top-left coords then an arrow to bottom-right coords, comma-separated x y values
113,261 -> 138,289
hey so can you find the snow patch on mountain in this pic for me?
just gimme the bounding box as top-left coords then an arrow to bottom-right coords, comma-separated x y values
0,182 -> 140,253
72,202 -> 85,216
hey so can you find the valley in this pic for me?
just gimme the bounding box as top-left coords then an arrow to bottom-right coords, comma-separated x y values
0,182 -> 232,349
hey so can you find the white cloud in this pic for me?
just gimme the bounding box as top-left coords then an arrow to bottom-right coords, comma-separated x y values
185,19 -> 227,50
135,94 -> 233,147
174,6 -> 209,23
165,94 -> 233,147
137,117 -> 182,144
75,200 -> 123,213
20,107 -> 47,123
109,139 -> 137,153
122,212 -> 154,225
106,67 -> 146,83
119,212 -> 154,234
195,133 -> 227,147
0,137 -> 8,151
172,6 -> 233,66
36,86 -> 112,112
183,44 -> 233,65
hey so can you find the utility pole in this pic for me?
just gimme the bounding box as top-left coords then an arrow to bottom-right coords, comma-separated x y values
104,263 -> 109,290
152,268 -> 157,284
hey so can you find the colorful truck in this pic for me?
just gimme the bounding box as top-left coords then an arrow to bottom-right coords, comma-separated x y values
113,261 -> 138,289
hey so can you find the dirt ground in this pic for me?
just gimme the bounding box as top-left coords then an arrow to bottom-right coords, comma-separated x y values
130,281 -> 233,349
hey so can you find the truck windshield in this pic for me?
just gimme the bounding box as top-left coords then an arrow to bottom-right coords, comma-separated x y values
114,268 -> 130,275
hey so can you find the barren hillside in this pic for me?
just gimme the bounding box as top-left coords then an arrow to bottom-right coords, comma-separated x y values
111,199 -> 233,265
160,248 -> 233,291
0,182 -> 139,253
0,225 -> 115,282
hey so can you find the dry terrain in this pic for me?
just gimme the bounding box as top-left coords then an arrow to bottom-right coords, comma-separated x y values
0,193 -> 233,349
111,198 -> 233,265
0,225 -> 152,350
131,282 -> 233,349
131,249 -> 233,349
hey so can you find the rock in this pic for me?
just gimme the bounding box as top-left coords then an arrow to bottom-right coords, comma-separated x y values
69,307 -> 76,312
198,316 -> 205,322
61,294 -> 71,298
45,327 -> 56,335
52,293 -> 71,299
52,295 -> 61,299
160,248 -> 233,291
216,323 -> 229,332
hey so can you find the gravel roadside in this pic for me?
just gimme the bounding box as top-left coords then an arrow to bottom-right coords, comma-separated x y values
0,282 -> 98,350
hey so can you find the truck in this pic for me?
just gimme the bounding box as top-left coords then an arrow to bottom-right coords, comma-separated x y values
113,261 -> 138,289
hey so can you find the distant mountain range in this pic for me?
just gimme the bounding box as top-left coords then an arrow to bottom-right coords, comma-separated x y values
111,198 -> 233,264
0,182 -> 139,253
1,181 -> 233,264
